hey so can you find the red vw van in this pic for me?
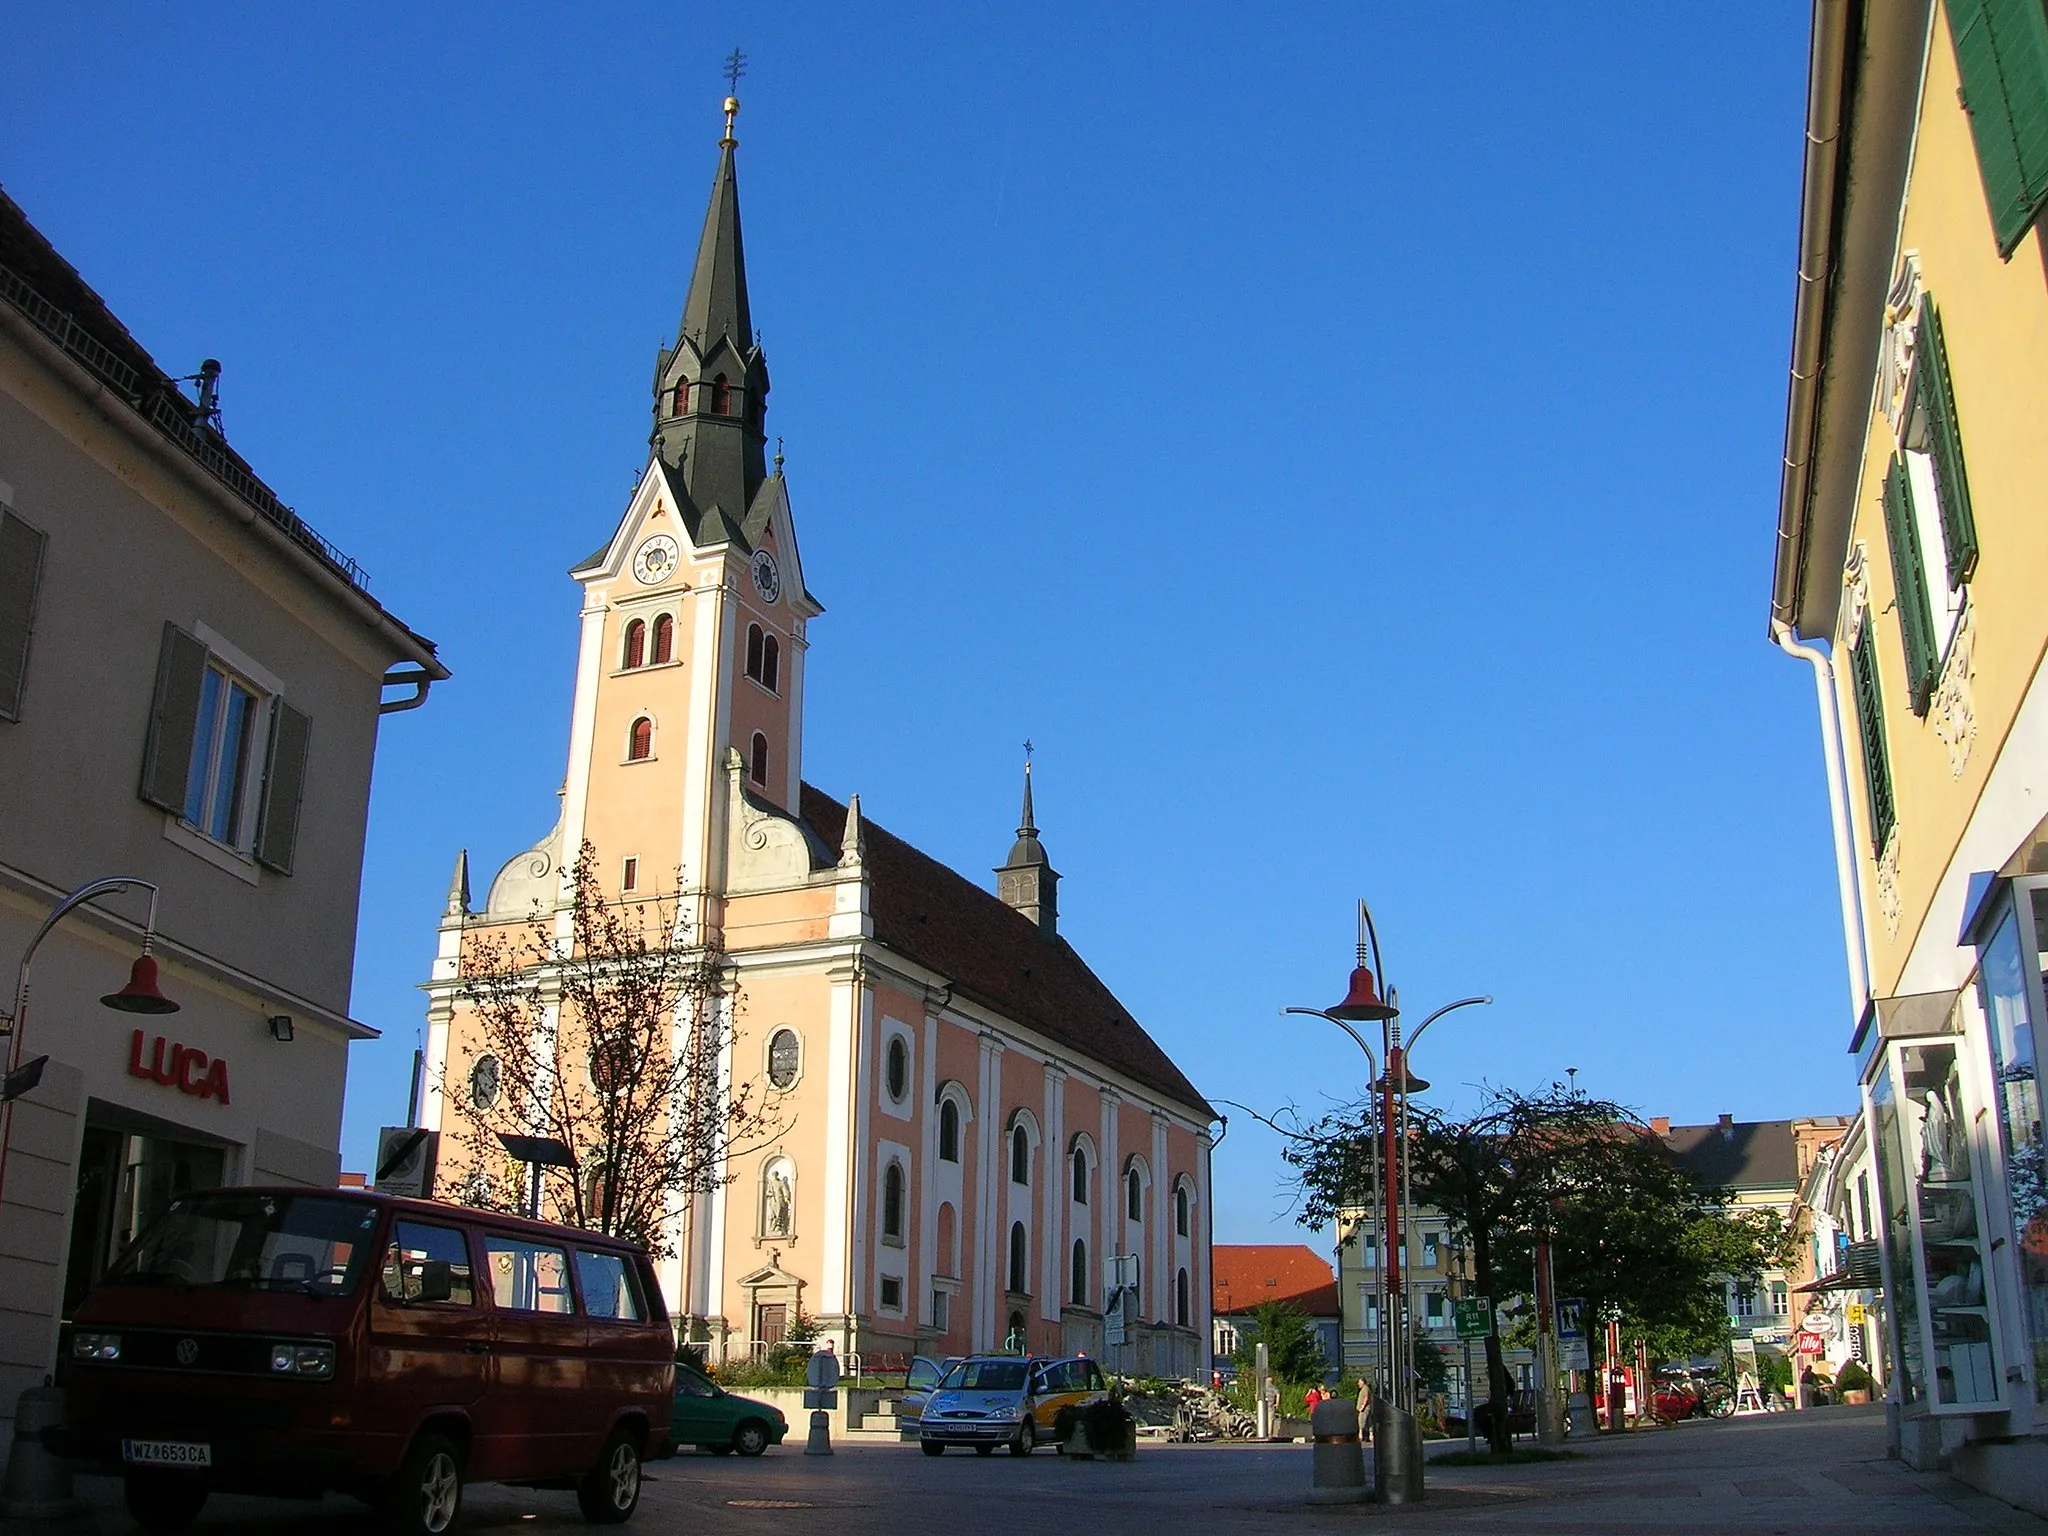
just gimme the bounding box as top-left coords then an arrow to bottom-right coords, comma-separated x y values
55,1187 -> 673,1534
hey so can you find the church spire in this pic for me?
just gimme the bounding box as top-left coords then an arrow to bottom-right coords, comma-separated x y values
996,756 -> 1059,936
651,87 -> 771,540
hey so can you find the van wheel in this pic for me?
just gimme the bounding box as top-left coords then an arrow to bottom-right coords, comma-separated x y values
1010,1419 -> 1035,1456
386,1433 -> 463,1536
732,1420 -> 770,1457
577,1429 -> 643,1524
124,1473 -> 208,1530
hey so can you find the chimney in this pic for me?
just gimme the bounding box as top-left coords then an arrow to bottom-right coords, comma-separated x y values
1718,1112 -> 1735,1140
1650,1116 -> 1670,1136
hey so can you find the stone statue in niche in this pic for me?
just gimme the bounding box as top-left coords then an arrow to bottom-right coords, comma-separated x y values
762,1161 -> 794,1238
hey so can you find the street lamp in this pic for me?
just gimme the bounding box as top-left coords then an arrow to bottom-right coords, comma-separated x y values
0,878 -> 180,1206
1288,899 -> 1490,1507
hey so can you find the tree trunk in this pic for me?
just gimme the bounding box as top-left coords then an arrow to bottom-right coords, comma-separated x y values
1470,1223 -> 1514,1454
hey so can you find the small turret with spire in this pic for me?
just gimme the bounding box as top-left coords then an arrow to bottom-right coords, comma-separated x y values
995,752 -> 1058,936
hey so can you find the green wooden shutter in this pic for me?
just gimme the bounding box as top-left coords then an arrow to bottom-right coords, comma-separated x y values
139,623 -> 209,811
1879,456 -> 1939,715
1951,0 -> 2048,256
0,507 -> 46,723
1850,624 -> 1897,855
254,700 -> 312,875
1912,302 -> 1980,586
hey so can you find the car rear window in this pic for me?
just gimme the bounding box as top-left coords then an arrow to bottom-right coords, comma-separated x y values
575,1249 -> 644,1321
483,1235 -> 575,1313
940,1359 -> 1029,1391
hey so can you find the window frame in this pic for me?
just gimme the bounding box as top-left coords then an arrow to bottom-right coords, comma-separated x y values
627,716 -> 655,762
622,617 -> 646,670
750,731 -> 769,785
1007,1220 -> 1029,1295
937,1097 -> 962,1163
765,1028 -> 802,1091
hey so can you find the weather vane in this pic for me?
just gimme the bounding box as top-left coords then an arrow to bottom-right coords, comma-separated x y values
1023,739 -> 1035,761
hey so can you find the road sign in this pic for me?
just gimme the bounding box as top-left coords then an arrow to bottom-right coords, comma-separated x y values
806,1347 -> 842,1390
374,1127 -> 438,1198
1561,1339 -> 1591,1372
1556,1297 -> 1587,1340
1453,1297 -> 1494,1340
1846,1303 -> 1868,1326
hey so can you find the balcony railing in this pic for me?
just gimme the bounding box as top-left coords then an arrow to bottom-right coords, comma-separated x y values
1,261 -> 370,593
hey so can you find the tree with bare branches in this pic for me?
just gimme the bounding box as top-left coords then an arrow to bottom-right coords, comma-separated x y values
440,842 -> 778,1255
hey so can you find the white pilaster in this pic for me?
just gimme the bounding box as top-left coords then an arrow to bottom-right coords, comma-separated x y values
1150,1111 -> 1169,1321
1041,1063 -> 1066,1320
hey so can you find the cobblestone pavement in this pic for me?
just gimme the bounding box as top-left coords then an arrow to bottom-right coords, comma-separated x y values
16,1405 -> 2042,1535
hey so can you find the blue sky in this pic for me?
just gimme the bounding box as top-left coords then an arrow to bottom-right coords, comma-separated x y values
9,3 -> 1837,1249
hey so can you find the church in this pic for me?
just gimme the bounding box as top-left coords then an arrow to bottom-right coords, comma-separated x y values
418,94 -> 1216,1377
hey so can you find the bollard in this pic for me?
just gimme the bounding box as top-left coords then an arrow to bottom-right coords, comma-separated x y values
1,1384 -> 81,1519
1566,1388 -> 1599,1439
804,1407 -> 833,1455
1306,1399 -> 1365,1505
1372,1402 -> 1425,1505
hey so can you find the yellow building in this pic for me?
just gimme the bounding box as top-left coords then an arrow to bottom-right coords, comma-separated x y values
1770,0 -> 2048,1505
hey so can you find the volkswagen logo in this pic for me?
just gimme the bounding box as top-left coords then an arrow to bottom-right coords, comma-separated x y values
174,1338 -> 199,1366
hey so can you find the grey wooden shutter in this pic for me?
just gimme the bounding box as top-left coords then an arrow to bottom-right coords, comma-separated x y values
254,700 -> 311,874
139,623 -> 209,811
0,508 -> 47,722
1913,303 -> 1980,586
1850,623 -> 1896,855
1951,0 -> 2048,256
1879,456 -> 1938,716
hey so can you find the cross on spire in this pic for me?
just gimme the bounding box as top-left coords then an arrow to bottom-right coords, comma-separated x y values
722,48 -> 747,144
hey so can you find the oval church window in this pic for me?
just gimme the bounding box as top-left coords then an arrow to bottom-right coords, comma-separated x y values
470,1054 -> 502,1111
767,1028 -> 801,1090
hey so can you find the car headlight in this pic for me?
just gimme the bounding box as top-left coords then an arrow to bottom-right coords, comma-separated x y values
270,1341 -> 335,1378
992,1404 -> 1022,1420
72,1333 -> 121,1362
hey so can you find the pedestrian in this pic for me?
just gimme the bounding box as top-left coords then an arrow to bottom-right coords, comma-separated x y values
1303,1386 -> 1324,1415
1355,1376 -> 1373,1418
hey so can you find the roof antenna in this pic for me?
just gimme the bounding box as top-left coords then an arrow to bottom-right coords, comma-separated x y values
174,359 -> 224,435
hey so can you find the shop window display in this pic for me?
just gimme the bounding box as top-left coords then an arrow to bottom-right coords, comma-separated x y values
1900,1040 -> 2000,1406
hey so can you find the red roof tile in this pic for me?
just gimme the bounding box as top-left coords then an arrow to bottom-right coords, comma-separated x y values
800,785 -> 1212,1119
1211,1244 -> 1339,1317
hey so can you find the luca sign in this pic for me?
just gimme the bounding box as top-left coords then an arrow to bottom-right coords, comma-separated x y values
128,1029 -> 231,1104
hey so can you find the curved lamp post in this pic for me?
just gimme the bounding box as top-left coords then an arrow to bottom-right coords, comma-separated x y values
1288,899 -> 1490,1506
0,878 -> 180,1208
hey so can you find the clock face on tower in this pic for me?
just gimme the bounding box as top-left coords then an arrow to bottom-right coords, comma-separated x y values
750,548 -> 782,604
632,535 -> 680,586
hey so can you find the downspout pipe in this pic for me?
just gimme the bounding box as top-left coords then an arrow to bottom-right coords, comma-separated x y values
1773,621 -> 1873,1022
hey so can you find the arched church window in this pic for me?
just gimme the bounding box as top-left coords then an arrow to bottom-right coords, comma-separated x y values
1072,1146 -> 1088,1205
1071,1238 -> 1088,1306
1011,1125 -> 1030,1186
628,717 -> 653,761
1176,1183 -> 1190,1237
1176,1267 -> 1190,1327
750,732 -> 769,785
882,1162 -> 906,1242
938,1100 -> 960,1163
622,618 -> 646,670
1127,1167 -> 1143,1221
1008,1221 -> 1028,1294
746,623 -> 764,681
651,613 -> 674,665
761,634 -> 780,693
712,374 -> 731,415
672,381 -> 691,416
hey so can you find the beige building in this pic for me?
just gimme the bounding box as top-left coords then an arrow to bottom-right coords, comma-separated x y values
0,190 -> 445,1465
421,102 -> 1216,1376
1771,0 -> 2048,1505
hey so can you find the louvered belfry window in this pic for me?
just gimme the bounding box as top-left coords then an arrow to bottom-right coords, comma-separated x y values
1951,0 -> 2048,256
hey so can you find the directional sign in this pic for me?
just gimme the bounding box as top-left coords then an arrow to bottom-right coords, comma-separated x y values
1453,1297 -> 1494,1341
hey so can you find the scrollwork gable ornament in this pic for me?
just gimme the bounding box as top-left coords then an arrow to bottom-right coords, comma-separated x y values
1839,542 -> 1870,648
1878,254 -> 1924,432
1931,603 -> 1977,778
1876,828 -> 1903,943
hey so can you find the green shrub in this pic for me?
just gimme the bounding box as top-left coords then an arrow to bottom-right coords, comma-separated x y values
1834,1359 -> 1874,1393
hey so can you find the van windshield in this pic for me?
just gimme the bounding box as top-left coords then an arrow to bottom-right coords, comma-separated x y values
105,1192 -> 381,1297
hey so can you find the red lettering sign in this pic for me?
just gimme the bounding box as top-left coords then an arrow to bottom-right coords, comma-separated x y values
127,1030 -> 231,1106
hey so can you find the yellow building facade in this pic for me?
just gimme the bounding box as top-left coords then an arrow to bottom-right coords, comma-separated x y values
1771,0 -> 2048,1504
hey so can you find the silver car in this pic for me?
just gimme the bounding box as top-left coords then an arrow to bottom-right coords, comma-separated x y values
918,1356 -> 1046,1456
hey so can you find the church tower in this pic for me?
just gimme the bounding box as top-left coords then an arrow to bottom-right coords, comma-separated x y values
995,760 -> 1059,935
548,89 -> 817,938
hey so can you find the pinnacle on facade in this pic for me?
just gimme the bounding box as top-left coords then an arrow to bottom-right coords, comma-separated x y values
445,849 -> 471,918
840,793 -> 866,867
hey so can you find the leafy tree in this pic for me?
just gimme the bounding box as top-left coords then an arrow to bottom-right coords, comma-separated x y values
1229,1300 -> 1328,1385
443,842 -> 780,1254
1283,1081 -> 1788,1450
1412,1336 -> 1449,1396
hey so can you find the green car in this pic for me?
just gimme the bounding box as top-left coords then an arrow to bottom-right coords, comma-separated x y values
669,1362 -> 789,1456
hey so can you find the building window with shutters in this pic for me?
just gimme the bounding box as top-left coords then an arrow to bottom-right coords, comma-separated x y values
650,612 -> 675,665
744,623 -> 780,693
622,618 -> 646,670
0,504 -> 48,723
140,622 -> 310,875
1849,618 -> 1897,853
628,717 -> 654,762
1948,0 -> 2048,258
1882,299 -> 1978,716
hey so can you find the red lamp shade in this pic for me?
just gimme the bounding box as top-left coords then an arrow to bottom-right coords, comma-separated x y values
1328,965 -> 1397,1023
101,955 -> 180,1015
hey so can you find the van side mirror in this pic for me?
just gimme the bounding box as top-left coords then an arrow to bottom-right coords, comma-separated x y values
412,1260 -> 454,1304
